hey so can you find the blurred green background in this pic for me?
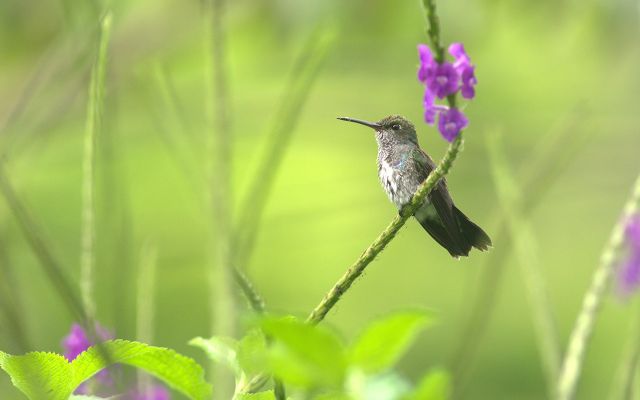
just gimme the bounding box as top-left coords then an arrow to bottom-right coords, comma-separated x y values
1,0 -> 640,398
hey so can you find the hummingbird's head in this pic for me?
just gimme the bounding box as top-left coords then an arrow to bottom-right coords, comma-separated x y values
337,114 -> 418,146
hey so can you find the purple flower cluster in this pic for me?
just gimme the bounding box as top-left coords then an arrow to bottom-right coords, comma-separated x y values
417,43 -> 477,142
617,215 -> 640,296
62,323 -> 170,399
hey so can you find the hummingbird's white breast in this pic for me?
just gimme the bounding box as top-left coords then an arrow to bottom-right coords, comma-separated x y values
377,158 -> 417,208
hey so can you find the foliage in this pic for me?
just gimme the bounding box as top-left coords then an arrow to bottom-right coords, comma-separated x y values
192,311 -> 446,400
0,340 -> 212,400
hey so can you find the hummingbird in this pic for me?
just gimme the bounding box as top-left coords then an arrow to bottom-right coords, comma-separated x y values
338,115 -> 492,257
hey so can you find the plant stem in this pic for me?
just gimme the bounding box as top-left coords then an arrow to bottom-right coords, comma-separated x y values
206,0 -> 235,395
557,173 -> 640,400
422,0 -> 445,63
486,131 -> 561,397
306,134 -> 464,324
80,10 -> 112,320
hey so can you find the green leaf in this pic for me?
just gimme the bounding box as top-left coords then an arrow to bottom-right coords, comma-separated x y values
261,317 -> 347,389
403,369 -> 450,400
189,336 -> 241,377
71,340 -> 211,400
0,351 -> 72,400
237,391 -> 276,400
349,311 -> 432,374
237,329 -> 268,378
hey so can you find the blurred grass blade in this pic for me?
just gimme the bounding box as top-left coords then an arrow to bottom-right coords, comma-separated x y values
80,10 -> 113,320
558,173 -> 640,400
233,22 -> 338,267
0,163 -> 86,322
486,130 -> 561,396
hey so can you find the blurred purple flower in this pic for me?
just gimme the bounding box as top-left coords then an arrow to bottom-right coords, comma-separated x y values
62,322 -> 113,361
62,322 -> 114,394
438,108 -> 468,142
129,384 -> 171,400
618,215 -> 640,296
449,43 -> 477,99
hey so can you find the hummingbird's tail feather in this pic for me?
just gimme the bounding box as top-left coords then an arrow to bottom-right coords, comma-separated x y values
415,205 -> 471,257
453,206 -> 492,252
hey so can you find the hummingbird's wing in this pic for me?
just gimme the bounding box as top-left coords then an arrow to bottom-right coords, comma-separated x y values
411,148 -> 471,256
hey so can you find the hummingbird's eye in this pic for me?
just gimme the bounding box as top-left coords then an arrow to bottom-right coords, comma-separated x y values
392,124 -> 401,131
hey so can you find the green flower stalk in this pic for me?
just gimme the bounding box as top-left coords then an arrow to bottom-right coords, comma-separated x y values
81,11 -> 112,320
557,173 -> 640,400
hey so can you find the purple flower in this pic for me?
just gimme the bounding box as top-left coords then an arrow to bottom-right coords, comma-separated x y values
62,322 -> 115,394
417,44 -> 435,83
618,215 -> 640,296
63,324 -> 92,361
129,384 -> 171,400
423,88 -> 437,124
63,323 -> 113,361
626,215 -> 640,249
426,62 -> 459,99
417,42 -> 476,140
437,108 -> 468,142
460,65 -> 477,99
449,42 -> 477,99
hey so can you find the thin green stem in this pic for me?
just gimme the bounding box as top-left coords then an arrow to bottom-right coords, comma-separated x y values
307,134 -> 464,324
206,0 -> 235,395
487,131 -> 561,397
422,0 -> 445,63
80,10 -> 112,320
557,173 -> 640,400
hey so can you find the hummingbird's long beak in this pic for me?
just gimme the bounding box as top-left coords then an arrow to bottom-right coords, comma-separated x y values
337,117 -> 381,130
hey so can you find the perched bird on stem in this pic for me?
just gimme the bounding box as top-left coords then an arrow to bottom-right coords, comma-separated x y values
339,115 -> 491,257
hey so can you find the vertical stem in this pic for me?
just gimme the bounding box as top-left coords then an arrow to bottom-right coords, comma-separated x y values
206,0 -> 235,395
558,173 -> 640,400
80,11 -> 112,319
486,132 -> 561,397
